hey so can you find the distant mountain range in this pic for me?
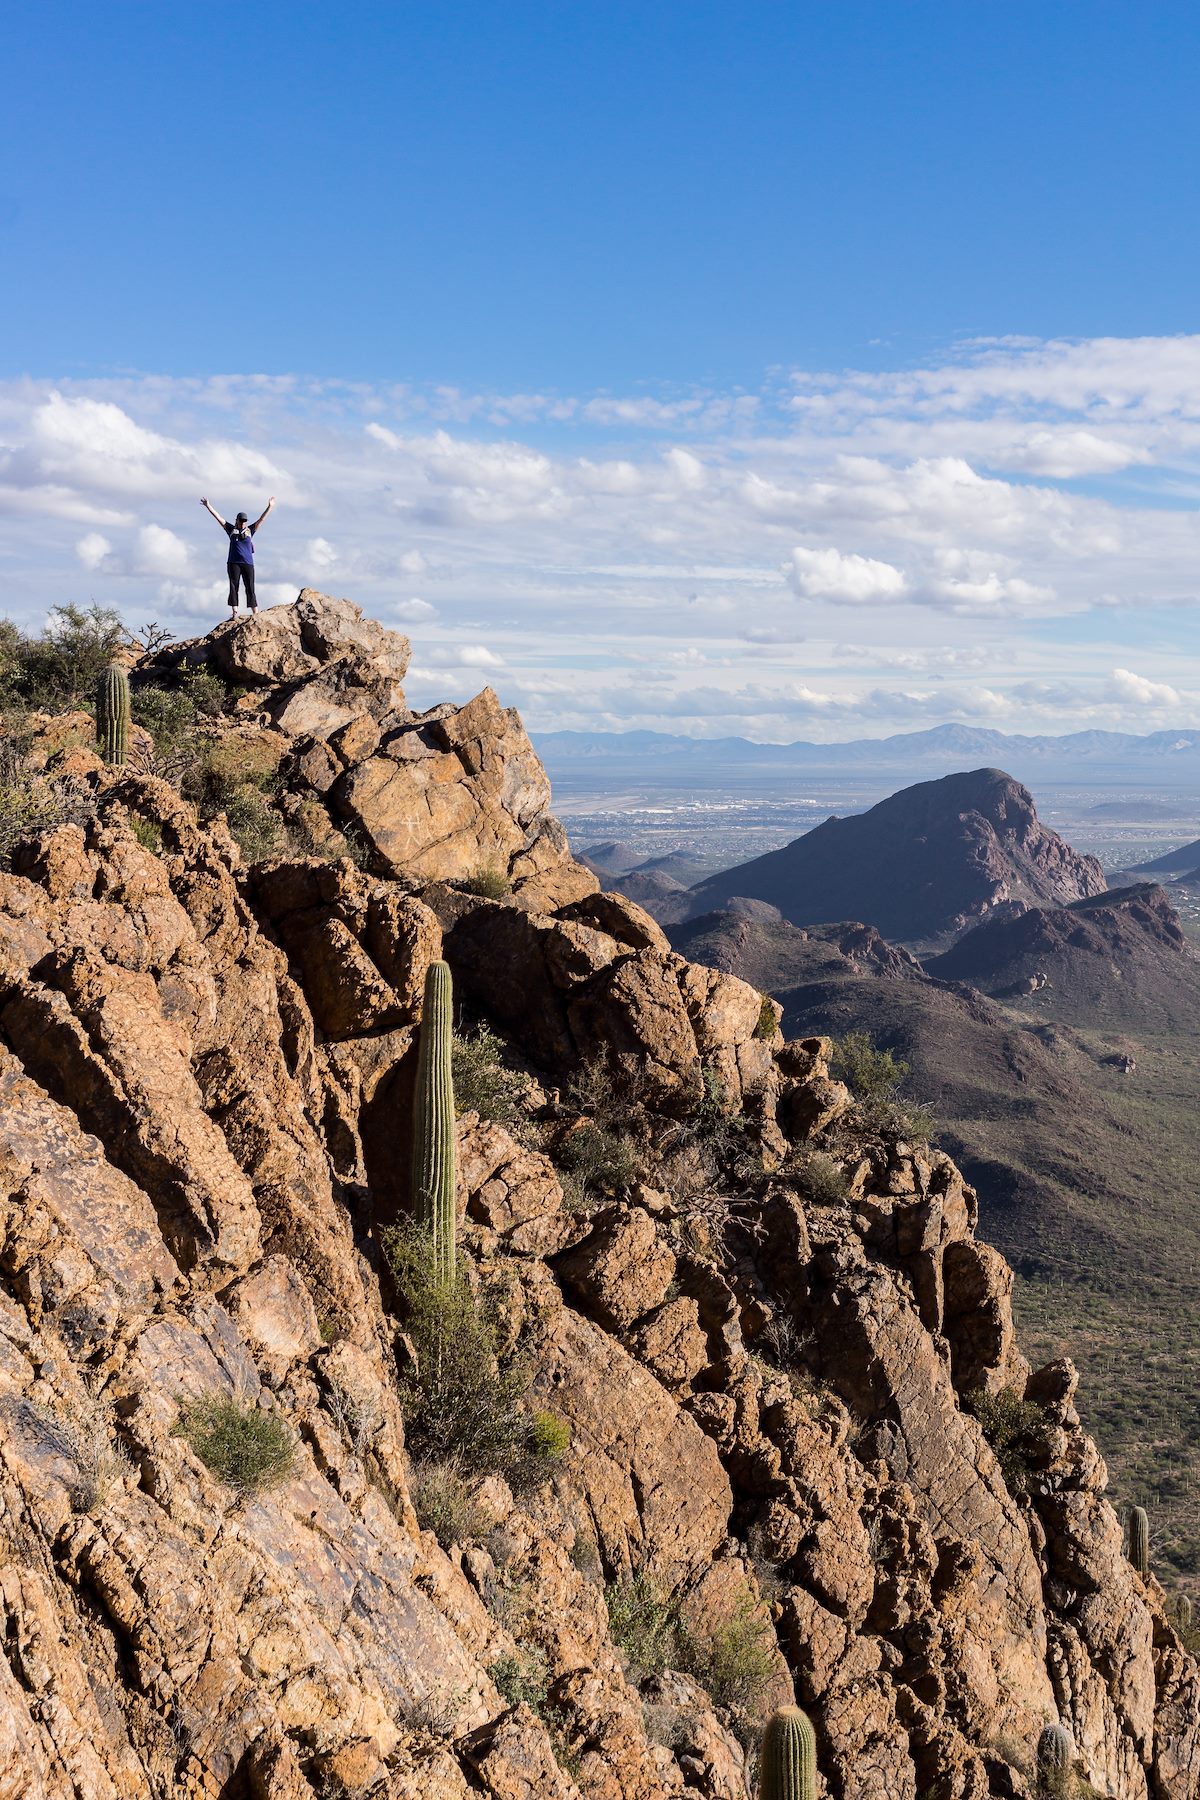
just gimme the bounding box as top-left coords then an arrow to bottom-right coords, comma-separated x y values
535,721 -> 1200,781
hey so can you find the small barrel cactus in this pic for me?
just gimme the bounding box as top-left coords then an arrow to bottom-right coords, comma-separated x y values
1037,1722 -> 1074,1789
759,1705 -> 816,1800
97,661 -> 130,767
1175,1592 -> 1193,1631
1127,1505 -> 1149,1575
411,960 -> 456,1282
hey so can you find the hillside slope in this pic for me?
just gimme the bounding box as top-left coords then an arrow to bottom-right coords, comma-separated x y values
669,902 -> 1200,1583
687,769 -> 1107,950
0,595 -> 1194,1800
927,885 -> 1198,1028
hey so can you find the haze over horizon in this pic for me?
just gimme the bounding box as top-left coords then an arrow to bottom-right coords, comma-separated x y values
7,3 -> 1200,742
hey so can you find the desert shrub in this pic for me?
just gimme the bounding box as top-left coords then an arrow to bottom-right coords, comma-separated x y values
489,1649 -> 581,1776
0,734 -> 96,870
754,993 -> 779,1041
174,734 -> 287,863
31,1393 -> 132,1514
0,604 -> 128,712
0,767 -> 95,868
383,1223 -> 560,1488
459,864 -> 512,900
679,1592 -> 777,1717
832,1031 -> 907,1104
529,1409 -> 571,1461
452,1024 -> 532,1131
175,1393 -> 295,1496
410,1457 -> 487,1548
491,1646 -> 550,1711
130,816 -> 163,855
605,1576 -> 681,1681
830,1031 -> 936,1142
792,1149 -> 850,1205
558,1122 -> 638,1197
967,1387 -> 1055,1495
566,1050 -> 643,1124
132,670 -> 227,749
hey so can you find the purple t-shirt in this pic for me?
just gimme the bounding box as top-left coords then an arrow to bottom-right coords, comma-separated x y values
224,521 -> 256,565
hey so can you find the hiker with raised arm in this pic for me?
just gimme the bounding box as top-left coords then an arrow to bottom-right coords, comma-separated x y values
200,495 -> 275,614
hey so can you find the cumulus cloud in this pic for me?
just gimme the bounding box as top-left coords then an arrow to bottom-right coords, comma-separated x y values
4,342 -> 1200,737
1107,667 -> 1183,707
76,531 -> 112,570
787,546 -> 907,604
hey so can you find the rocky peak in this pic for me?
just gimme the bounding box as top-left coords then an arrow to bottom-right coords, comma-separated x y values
139,590 -> 597,908
687,766 -> 1108,951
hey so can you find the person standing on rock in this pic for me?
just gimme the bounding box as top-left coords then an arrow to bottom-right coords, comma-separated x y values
200,495 -> 275,614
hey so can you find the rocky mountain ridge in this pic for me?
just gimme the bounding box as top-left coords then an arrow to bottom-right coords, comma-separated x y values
0,594 -> 1195,1800
685,770 -> 1108,952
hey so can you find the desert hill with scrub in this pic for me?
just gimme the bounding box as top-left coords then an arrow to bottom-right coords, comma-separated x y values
0,595 -> 1195,1800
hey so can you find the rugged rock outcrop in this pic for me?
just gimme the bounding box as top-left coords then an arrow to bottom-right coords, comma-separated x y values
686,769 -> 1108,951
140,590 -> 596,909
927,884 -> 1197,1027
0,599 -> 1195,1800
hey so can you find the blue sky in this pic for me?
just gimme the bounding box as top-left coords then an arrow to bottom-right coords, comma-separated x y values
4,3 -> 1200,737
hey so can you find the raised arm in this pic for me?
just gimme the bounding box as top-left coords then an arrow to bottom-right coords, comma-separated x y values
200,497 -> 227,527
252,496 -> 276,531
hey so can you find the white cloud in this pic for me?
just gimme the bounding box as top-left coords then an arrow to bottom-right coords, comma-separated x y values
136,524 -> 191,577
5,343 -> 1200,738
1107,667 -> 1183,707
787,545 -> 907,604
75,531 -> 112,570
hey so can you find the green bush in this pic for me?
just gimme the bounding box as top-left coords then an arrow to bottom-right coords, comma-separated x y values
459,864 -> 512,900
831,1032 -> 907,1104
680,1594 -> 777,1717
0,604 -> 128,713
558,1122 -> 638,1197
130,816 -> 163,855
132,670 -> 228,749
452,1024 -> 533,1132
605,1576 -> 681,1681
830,1031 -> 936,1143
529,1409 -> 571,1462
383,1222 -> 555,1488
491,1647 -> 550,1711
966,1387 -> 1054,1495
754,993 -> 779,1041
175,1393 -> 295,1496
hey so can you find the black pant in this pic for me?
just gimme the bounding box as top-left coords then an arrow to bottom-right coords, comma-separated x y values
228,563 -> 256,609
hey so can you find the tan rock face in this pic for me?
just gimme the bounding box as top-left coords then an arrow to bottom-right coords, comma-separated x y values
0,608 -> 1194,1800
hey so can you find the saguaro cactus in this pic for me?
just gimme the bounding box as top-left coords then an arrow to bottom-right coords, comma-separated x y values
411,960 -> 456,1281
759,1706 -> 816,1800
97,661 -> 130,767
1037,1722 -> 1074,1792
1175,1592 -> 1193,1631
1127,1505 -> 1149,1575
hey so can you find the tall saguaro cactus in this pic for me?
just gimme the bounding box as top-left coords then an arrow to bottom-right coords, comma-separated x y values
1127,1505 -> 1150,1575
97,661 -> 130,767
1037,1723 -> 1074,1793
411,960 -> 456,1282
759,1706 -> 816,1800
